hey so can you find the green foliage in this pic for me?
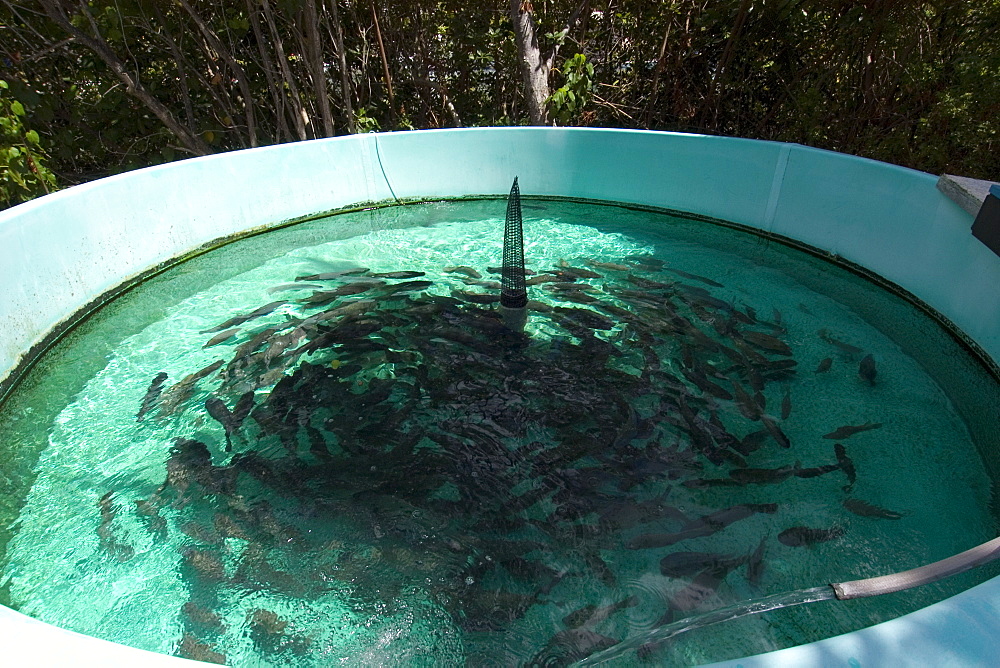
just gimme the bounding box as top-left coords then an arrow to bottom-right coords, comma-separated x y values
547,54 -> 595,125
353,108 -> 380,133
0,80 -> 58,209
1,0 -> 997,184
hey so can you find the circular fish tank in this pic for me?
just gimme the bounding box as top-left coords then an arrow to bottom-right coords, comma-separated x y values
0,128 -> 998,666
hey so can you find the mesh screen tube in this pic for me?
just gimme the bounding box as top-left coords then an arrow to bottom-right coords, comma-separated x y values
501,177 -> 527,309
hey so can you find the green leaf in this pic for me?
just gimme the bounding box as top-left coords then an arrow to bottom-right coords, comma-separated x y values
10,101 -> 25,116
26,130 -> 40,145
0,80 -> 8,90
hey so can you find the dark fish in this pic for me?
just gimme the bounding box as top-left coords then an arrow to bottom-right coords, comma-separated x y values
781,388 -> 791,420
461,278 -> 502,289
182,601 -> 224,632
681,477 -> 742,489
732,339 -> 770,366
818,328 -> 863,355
205,390 -> 255,449
135,498 -> 167,535
815,357 -> 833,373
742,330 -> 792,356
301,299 -> 375,326
451,289 -> 500,305
680,367 -> 733,401
735,429 -> 769,456
835,443 -> 856,491
459,588 -> 540,632
203,327 -> 240,348
843,498 -> 903,520
214,513 -> 250,540
553,307 -> 614,330
597,496 -> 687,530
658,560 -> 740,626
793,463 -> 841,479
731,380 -> 762,421
230,325 -> 282,360
676,283 -> 731,310
659,551 -> 741,578
556,260 -> 602,279
97,491 -> 134,561
823,422 -> 882,439
525,273 -> 566,286
562,595 -> 637,629
626,254 -> 665,269
248,609 -> 289,651
778,526 -> 844,547
374,279 -> 433,296
550,289 -> 599,305
370,270 -> 426,279
136,372 -> 168,421
266,282 -> 322,293
182,547 -> 227,581
746,536 -> 767,588
582,551 -> 617,587
729,463 -> 798,485
295,268 -> 369,280
180,520 -> 221,545
627,504 -> 778,549
594,302 -> 634,322
301,281 -> 383,305
178,634 -> 226,664
202,300 -> 286,333
157,360 -> 225,417
762,415 -> 791,448
443,265 -> 482,279
586,259 -> 631,271
544,281 -> 598,293
664,267 -> 724,287
859,354 -> 877,385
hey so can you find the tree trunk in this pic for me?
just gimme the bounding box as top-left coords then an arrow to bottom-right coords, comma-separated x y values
509,0 -> 551,126
176,0 -> 259,147
371,0 -> 395,125
326,0 -> 355,133
303,0 -> 334,137
261,0 -> 308,141
246,0 -> 294,142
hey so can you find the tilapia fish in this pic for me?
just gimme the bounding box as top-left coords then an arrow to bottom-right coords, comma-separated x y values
843,498 -> 903,520
822,422 -> 882,439
778,525 -> 844,547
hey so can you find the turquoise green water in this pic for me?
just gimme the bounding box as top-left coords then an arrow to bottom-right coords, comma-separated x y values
0,200 -> 997,666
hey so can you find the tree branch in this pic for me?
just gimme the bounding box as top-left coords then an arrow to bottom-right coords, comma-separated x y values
36,0 -> 213,156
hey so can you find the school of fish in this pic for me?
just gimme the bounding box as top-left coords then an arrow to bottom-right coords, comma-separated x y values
98,252 -> 904,665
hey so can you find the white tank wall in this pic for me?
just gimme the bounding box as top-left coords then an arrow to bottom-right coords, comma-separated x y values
0,128 -> 997,665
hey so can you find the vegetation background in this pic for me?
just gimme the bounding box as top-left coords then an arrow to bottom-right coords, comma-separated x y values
2,0 -> 998,209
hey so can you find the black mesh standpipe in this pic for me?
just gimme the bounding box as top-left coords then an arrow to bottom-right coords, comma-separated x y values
501,177 -> 528,309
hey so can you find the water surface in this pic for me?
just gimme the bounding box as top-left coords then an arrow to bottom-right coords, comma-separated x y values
0,200 -> 997,666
